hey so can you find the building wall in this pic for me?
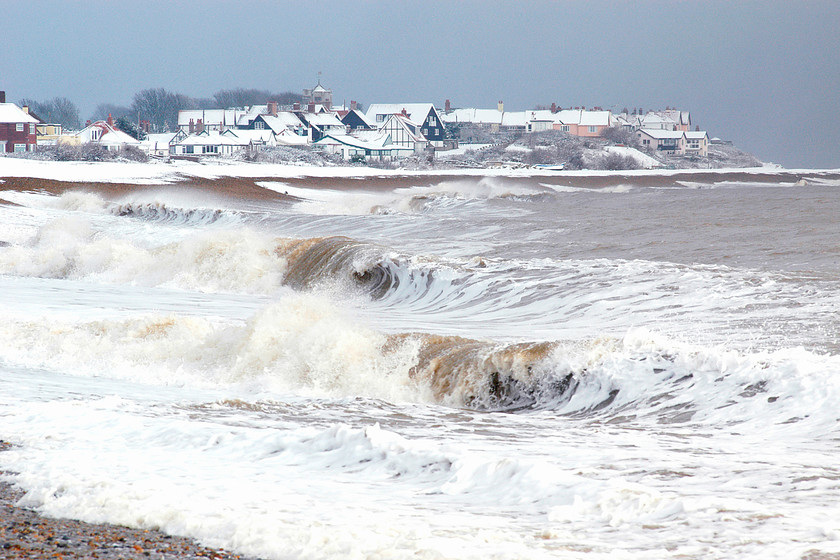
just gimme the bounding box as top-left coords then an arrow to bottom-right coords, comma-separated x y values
0,122 -> 37,152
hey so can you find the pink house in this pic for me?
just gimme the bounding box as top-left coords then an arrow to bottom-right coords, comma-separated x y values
552,109 -> 612,137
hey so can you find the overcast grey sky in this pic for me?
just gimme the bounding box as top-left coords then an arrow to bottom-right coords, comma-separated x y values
2,0 -> 838,168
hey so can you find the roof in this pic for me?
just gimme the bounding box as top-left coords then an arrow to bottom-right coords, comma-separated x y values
685,131 -> 708,139
637,129 -> 685,139
365,103 -> 437,126
305,112 -> 345,127
578,110 -> 612,127
342,109 -> 375,128
0,103 -> 39,124
177,109 -> 243,127
259,112 -> 305,133
175,129 -> 273,146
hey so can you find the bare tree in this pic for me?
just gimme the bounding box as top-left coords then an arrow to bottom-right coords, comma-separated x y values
212,88 -> 302,109
131,88 -> 196,132
90,103 -> 134,122
19,97 -> 81,130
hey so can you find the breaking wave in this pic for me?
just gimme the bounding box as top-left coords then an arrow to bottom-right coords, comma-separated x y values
2,288 -> 838,425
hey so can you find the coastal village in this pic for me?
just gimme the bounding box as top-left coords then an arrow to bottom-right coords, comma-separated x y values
1,83 -> 737,170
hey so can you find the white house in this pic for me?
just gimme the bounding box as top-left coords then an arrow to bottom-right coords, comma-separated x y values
72,118 -> 141,151
365,103 -> 446,147
314,132 -> 413,162
169,128 -> 274,157
377,114 -> 429,154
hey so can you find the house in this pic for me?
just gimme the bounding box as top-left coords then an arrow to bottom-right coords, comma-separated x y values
526,110 -> 559,133
636,129 -> 685,154
341,109 -> 375,132
302,82 -> 332,110
365,103 -> 446,147
552,109 -> 613,137
0,94 -> 39,153
377,113 -> 428,154
296,111 -> 346,142
684,130 -> 709,156
314,132 -> 413,162
177,109 -> 245,134
140,132 -> 178,157
639,112 -> 678,131
72,116 -> 140,151
169,128 -> 274,157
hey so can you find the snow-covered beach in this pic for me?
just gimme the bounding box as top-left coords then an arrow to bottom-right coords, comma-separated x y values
2,158 -> 840,559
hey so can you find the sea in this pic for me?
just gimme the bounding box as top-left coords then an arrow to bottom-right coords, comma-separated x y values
1,163 -> 840,559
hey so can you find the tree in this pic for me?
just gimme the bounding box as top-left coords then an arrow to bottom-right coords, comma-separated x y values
131,88 -> 196,132
211,88 -> 302,109
115,116 -> 146,140
90,103 -> 134,122
19,97 -> 81,130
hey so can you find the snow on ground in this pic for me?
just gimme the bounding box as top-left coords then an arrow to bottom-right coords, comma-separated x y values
1,154 -> 836,186
603,146 -> 662,169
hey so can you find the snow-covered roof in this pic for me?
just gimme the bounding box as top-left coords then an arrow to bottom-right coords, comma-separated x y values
73,121 -> 140,146
500,112 -> 528,127
685,131 -> 708,139
177,109 -> 243,127
176,129 -> 272,146
579,110 -> 612,127
365,103 -> 436,126
638,129 -> 685,139
527,110 -> 560,122
260,112 -> 305,133
0,103 -> 39,124
305,113 -> 345,127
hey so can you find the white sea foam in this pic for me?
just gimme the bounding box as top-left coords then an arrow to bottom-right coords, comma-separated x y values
3,164 -> 840,559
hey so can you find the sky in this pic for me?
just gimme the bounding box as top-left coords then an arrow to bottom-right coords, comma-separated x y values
2,0 -> 838,168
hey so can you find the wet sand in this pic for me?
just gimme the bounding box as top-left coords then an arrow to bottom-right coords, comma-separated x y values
1,168 -> 839,203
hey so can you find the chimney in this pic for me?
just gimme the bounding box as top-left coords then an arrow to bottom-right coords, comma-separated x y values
0,91 -> 5,103
308,102 -> 315,113
401,108 -> 408,117
550,102 -> 556,113
695,125 -> 700,131
86,120 -> 92,127
350,100 -> 357,111
497,100 -> 504,112
189,118 -> 195,134
268,101 -> 278,116
293,102 -> 300,111
445,99 -> 451,112
22,105 -> 29,114
107,113 -> 114,128
197,119 -> 204,133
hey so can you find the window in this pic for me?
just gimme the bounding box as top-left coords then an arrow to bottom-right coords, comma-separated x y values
376,114 -> 384,122
560,125 -> 570,132
16,123 -> 24,132
185,146 -> 194,154
91,129 -> 101,141
202,145 -> 218,154
428,116 -> 436,126
29,124 -> 35,134
255,121 -> 265,130
14,144 -> 26,152
589,126 -> 597,133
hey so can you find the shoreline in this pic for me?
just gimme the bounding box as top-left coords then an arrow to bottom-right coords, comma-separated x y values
0,441 -> 260,559
1,161 -> 839,201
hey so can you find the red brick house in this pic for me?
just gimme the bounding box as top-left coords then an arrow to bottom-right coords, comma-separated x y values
0,92 -> 38,153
